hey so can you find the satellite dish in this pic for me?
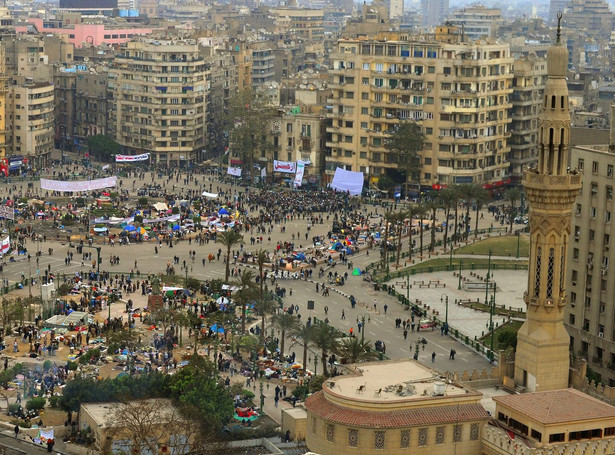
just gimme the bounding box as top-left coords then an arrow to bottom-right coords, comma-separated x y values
84,56 -> 89,62
299,84 -> 306,89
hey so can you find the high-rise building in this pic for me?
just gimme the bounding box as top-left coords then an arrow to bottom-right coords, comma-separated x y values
326,29 -> 513,189
422,0 -> 449,27
509,53 -> 547,184
565,105 -> 615,387
108,39 -> 208,167
514,16 -> 583,392
447,6 -> 501,40
6,78 -> 55,169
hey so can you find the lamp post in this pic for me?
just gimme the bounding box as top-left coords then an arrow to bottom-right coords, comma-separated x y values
440,293 -> 449,327
458,260 -> 463,290
259,377 -> 265,417
356,313 -> 370,343
484,249 -> 493,309
449,238 -> 453,269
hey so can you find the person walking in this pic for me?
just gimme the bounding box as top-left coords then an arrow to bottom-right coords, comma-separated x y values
431,352 -> 436,363
14,424 -> 19,438
341,309 -> 345,319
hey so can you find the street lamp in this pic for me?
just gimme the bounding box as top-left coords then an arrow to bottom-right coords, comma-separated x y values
516,231 -> 521,258
440,293 -> 449,327
356,313 -> 370,343
484,249 -> 493,309
490,284 -> 498,353
458,260 -> 463,290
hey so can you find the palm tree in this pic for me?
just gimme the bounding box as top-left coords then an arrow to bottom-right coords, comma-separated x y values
439,187 -> 457,251
233,270 -> 257,335
255,249 -> 269,343
255,296 -> 277,354
505,187 -> 521,234
290,323 -> 314,374
473,186 -> 490,240
217,229 -> 243,282
457,184 -> 475,241
382,210 -> 395,274
415,203 -> 427,257
335,337 -> 379,364
272,313 -> 300,357
310,322 -> 339,377
405,205 -> 418,262
423,198 -> 441,252
392,211 -> 406,266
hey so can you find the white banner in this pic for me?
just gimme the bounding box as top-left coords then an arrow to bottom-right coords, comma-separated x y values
115,153 -> 150,162
0,205 -> 14,220
294,160 -> 305,188
102,164 -> 110,170
273,160 -> 296,173
0,236 -> 9,256
40,176 -> 117,192
260,167 -> 267,178
227,167 -> 242,177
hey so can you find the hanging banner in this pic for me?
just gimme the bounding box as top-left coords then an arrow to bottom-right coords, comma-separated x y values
115,153 -> 150,162
40,176 -> 117,192
260,167 -> 266,178
0,236 -> 9,256
227,167 -> 242,177
273,160 -> 296,173
294,160 -> 305,188
0,205 -> 14,220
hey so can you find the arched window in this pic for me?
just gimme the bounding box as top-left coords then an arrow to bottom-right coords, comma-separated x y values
561,96 -> 565,109
547,247 -> 555,298
551,95 -> 556,109
535,247 -> 542,297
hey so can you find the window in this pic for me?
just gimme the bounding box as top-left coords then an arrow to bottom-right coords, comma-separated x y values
590,207 -> 596,218
326,424 -> 334,442
443,67 -> 451,75
470,423 -> 480,441
578,158 -> 584,170
418,428 -> 428,447
453,424 -> 462,442
593,161 -> 599,174
361,107 -> 368,115
362,92 -> 369,100
348,429 -> 358,447
531,429 -> 542,442
608,211 -> 612,223
569,314 -> 575,325
608,165 -> 613,177
400,430 -> 410,448
607,186 -> 613,199
573,248 -> 579,260
436,427 -> 445,445
374,431 -> 385,449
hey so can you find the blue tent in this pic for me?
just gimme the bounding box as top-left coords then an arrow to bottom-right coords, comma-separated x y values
172,224 -> 181,231
124,225 -> 136,232
210,324 -> 225,334
218,208 -> 230,216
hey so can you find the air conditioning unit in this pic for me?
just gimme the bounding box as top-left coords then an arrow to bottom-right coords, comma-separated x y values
599,332 -> 604,338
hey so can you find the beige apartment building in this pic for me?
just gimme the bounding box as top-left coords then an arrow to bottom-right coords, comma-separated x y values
6,79 -> 54,168
509,53 -> 547,183
326,29 -> 513,188
109,38 -> 208,167
566,134 -> 615,387
270,7 -> 325,43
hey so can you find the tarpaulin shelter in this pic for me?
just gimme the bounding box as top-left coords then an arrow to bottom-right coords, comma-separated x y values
330,168 -> 364,196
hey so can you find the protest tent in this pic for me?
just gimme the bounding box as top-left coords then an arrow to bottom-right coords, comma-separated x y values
330,168 -> 364,196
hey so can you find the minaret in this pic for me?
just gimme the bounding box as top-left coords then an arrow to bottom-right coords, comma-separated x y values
514,13 -> 583,392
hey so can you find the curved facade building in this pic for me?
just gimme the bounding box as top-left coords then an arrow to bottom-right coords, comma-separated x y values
304,361 -> 488,455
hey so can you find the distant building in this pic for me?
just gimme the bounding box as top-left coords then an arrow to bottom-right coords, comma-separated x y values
447,6 -> 501,40
422,0 -> 448,27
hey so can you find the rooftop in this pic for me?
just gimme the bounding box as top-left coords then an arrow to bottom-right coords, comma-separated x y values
493,388 -> 615,425
327,360 -> 468,403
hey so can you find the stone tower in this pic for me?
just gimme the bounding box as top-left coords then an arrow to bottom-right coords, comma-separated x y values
514,14 -> 583,392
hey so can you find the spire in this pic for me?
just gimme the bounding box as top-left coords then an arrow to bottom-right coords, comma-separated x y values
556,12 -> 562,44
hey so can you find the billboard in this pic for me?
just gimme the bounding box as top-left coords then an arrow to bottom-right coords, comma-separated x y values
60,0 -> 117,8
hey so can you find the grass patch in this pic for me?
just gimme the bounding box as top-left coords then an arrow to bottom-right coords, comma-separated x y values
479,319 -> 523,351
454,234 -> 530,257
380,257 -> 529,280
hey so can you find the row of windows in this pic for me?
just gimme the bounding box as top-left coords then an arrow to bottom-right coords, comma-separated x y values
313,418 -> 480,449
577,158 -> 614,177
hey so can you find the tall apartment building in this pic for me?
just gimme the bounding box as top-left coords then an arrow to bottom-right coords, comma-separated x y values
108,39 -> 208,167
422,0 -> 449,27
6,79 -> 54,169
251,42 -> 275,88
447,6 -> 501,40
509,53 -> 547,184
270,8 -> 325,43
326,30 -> 513,188
566,114 -> 615,386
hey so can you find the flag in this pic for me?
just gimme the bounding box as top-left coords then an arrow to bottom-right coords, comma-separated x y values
0,236 -> 9,256
506,430 -> 515,440
294,160 -> 305,188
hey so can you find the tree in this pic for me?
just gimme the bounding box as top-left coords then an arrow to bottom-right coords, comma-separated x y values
423,198 -> 441,252
497,331 -> 518,350
224,90 -> 277,179
385,122 -> 425,194
404,205 -> 418,262
0,298 -> 23,334
335,337 -> 379,364
382,210 -> 395,273
473,186 -> 490,240
255,249 -> 269,346
217,229 -> 243,282
290,323 -> 314,374
233,270 -> 257,335
309,322 -> 339,377
505,187 -> 521,234
391,211 -> 406,266
415,204 -> 428,257
86,135 -> 121,162
272,313 -> 300,357
439,187 -> 458,251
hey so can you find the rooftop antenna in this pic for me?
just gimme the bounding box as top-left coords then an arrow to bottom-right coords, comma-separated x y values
556,11 -> 562,44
